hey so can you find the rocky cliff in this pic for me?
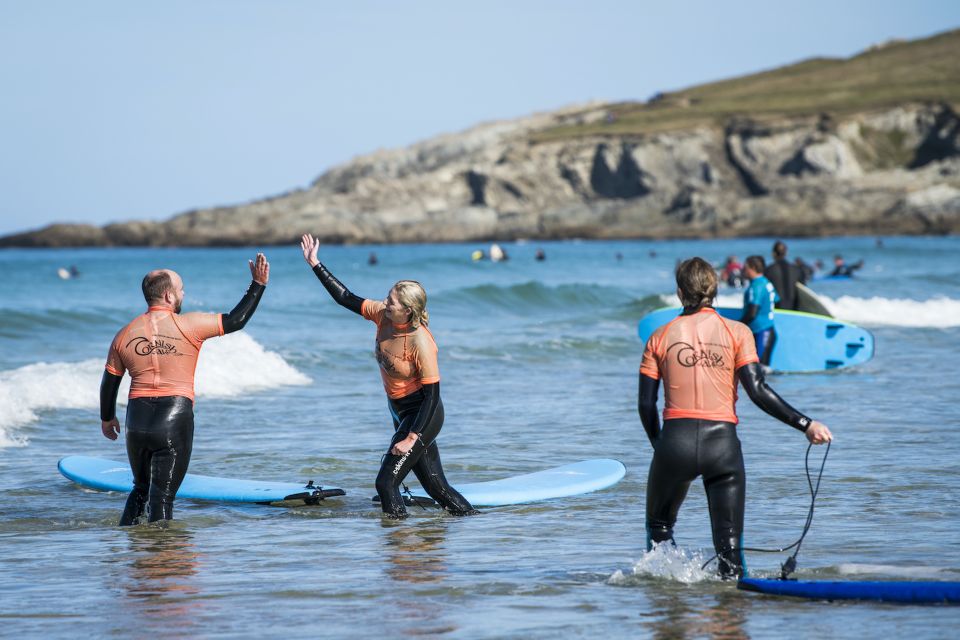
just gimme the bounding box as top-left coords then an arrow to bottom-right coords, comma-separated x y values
4,31 -> 959,247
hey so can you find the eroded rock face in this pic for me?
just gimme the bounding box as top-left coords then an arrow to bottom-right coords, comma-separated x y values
3,103 -> 959,247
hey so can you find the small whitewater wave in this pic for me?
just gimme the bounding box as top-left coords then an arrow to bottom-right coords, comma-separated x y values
0,332 -> 310,448
820,295 -> 960,328
694,293 -> 960,328
608,543 -> 715,585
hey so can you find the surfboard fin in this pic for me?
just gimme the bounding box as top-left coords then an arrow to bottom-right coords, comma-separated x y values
779,556 -> 798,581
283,480 -> 347,504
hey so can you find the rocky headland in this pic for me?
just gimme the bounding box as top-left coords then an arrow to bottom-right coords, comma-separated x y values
4,30 -> 959,247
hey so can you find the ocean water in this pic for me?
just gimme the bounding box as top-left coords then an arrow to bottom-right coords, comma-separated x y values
1,236 -> 959,638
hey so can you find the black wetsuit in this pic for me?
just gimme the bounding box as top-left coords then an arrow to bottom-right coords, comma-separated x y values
639,362 -> 811,578
311,262 -> 477,518
100,280 -> 265,525
765,259 -> 803,310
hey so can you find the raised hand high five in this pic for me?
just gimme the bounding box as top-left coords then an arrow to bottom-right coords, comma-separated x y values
300,234 -> 320,268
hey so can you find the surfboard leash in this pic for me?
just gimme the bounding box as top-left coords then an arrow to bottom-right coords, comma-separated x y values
700,441 -> 831,578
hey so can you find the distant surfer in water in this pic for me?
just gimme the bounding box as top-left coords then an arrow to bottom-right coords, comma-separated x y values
99,254 -> 270,525
639,257 -> 832,578
831,255 -> 864,277
741,255 -> 778,367
300,233 -> 477,519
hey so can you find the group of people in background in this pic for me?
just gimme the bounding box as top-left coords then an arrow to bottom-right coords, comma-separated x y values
718,241 -> 866,366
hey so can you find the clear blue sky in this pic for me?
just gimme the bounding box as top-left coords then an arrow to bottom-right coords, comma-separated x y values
1,0 -> 957,235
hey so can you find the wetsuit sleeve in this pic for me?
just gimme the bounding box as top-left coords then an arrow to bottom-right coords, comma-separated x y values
737,363 -> 811,432
741,281 -> 759,325
312,262 -> 364,315
105,330 -> 126,377
221,280 -> 266,334
734,323 -> 759,369
638,374 -> 661,446
408,382 -> 441,437
415,332 -> 441,385
99,370 -> 123,421
640,332 -> 662,380
361,299 -> 386,323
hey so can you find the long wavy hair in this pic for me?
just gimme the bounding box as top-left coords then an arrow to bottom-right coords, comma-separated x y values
392,280 -> 429,327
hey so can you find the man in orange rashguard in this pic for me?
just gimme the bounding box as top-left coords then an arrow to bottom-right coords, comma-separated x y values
99,253 -> 270,525
639,257 -> 832,578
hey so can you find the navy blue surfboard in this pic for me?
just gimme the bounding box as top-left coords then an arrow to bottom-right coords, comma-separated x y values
738,578 -> 960,604
59,456 -> 345,504
637,307 -> 874,373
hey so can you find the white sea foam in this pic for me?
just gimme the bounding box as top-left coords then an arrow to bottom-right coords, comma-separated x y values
608,542 -> 715,585
0,332 -> 310,448
676,293 -> 960,328
817,295 -> 960,328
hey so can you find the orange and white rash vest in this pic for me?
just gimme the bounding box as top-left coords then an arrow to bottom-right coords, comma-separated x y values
640,308 -> 758,424
361,299 -> 440,399
105,307 -> 224,401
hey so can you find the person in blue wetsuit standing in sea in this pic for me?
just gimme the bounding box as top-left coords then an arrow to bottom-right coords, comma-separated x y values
740,255 -> 779,367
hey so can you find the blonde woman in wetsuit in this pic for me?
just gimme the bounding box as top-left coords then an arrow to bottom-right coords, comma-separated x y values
639,257 -> 832,578
300,234 -> 477,519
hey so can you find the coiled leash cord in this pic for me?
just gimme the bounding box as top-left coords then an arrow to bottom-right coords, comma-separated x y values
700,441 -> 831,579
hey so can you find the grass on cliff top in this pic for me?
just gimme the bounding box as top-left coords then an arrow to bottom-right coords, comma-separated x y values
533,28 -> 960,141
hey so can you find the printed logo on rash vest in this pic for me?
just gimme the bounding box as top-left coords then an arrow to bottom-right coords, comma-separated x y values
665,341 -> 730,370
126,334 -> 188,357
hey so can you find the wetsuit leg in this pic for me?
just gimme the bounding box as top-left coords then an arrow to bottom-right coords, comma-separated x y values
120,399 -> 154,526
699,422 -> 746,579
645,421 -> 697,549
120,396 -> 194,526
408,403 -> 477,516
375,393 -> 476,517
754,328 -> 777,366
645,419 -> 746,578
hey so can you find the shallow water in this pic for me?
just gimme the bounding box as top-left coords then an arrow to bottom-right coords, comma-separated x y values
2,237 -> 959,638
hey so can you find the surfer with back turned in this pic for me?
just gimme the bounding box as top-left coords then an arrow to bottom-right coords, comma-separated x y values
99,254 -> 270,525
638,257 -> 832,578
764,241 -> 805,308
741,256 -> 779,367
300,234 -> 477,519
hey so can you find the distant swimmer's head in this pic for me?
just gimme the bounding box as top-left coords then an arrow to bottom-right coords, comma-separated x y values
772,240 -> 787,259
387,280 -> 428,327
142,269 -> 184,313
744,255 -> 765,279
675,257 -> 717,309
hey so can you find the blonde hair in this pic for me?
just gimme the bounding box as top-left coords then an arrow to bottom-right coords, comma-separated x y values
392,280 -> 429,327
676,257 -> 717,309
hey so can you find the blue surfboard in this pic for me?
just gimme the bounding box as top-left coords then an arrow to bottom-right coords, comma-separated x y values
738,578 -> 960,604
377,458 -> 626,507
637,308 -> 874,373
58,456 -> 345,504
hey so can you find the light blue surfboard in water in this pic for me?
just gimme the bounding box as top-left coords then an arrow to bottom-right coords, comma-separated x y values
637,308 -> 874,373
379,458 -> 626,507
58,456 -> 345,504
